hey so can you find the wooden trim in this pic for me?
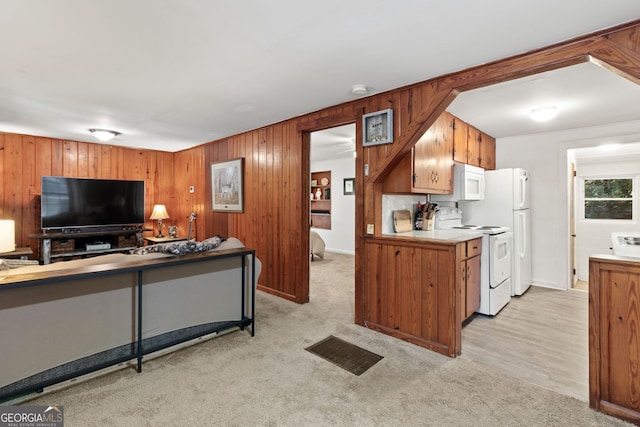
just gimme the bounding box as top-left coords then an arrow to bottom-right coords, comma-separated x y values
256,284 -> 299,303
296,110 -> 357,132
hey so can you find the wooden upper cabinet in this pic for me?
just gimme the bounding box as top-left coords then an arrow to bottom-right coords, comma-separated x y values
466,125 -> 482,167
480,131 -> 496,170
383,112 -> 453,194
453,118 -> 469,164
382,111 -> 498,193
451,115 -> 496,170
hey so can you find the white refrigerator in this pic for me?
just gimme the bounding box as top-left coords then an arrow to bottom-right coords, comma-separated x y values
459,168 -> 532,296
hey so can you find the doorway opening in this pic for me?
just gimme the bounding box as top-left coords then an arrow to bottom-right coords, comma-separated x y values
568,143 -> 640,290
308,123 -> 356,304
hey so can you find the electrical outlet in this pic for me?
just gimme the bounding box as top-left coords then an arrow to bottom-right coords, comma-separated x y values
366,224 -> 374,234
189,185 -> 195,193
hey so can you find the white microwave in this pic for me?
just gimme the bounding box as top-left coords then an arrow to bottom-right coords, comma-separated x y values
431,163 -> 485,201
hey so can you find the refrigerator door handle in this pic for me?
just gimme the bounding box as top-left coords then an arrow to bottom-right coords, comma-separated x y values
519,212 -> 527,258
519,175 -> 527,208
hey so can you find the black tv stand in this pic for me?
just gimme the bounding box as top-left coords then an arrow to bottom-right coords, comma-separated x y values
30,227 -> 151,264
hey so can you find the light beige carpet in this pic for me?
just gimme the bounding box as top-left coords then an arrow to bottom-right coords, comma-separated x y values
18,253 -> 631,426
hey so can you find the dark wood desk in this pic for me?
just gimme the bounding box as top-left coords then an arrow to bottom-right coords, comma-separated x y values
0,247 -> 33,260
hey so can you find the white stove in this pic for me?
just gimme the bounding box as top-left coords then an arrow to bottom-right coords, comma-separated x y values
435,207 -> 510,235
435,207 -> 513,316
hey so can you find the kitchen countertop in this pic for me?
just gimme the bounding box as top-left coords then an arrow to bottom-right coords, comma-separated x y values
382,229 -> 483,243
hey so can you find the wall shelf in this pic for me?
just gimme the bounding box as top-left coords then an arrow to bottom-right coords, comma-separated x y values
311,171 -> 331,229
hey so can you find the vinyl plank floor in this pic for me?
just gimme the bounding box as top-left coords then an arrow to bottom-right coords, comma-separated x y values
461,285 -> 589,401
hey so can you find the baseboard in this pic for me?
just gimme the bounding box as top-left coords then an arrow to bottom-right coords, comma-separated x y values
532,281 -> 564,290
325,249 -> 355,256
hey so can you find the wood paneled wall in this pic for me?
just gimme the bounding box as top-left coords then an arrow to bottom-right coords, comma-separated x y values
2,21 -> 640,310
0,132 -> 175,257
185,21 -> 640,307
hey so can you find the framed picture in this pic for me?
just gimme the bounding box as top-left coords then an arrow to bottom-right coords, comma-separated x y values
311,179 -> 318,187
362,108 -> 393,146
343,178 -> 355,195
211,158 -> 244,212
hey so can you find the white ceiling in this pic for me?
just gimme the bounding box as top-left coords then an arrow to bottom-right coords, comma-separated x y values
1,1 -> 640,153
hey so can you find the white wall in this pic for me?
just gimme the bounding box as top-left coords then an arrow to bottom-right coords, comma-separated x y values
311,157 -> 356,255
497,120 -> 640,290
574,160 -> 640,281
381,195 -> 428,234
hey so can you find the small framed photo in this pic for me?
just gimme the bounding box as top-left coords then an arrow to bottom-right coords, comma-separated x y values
363,108 -> 393,147
211,158 -> 244,212
343,178 -> 355,195
311,179 -> 318,187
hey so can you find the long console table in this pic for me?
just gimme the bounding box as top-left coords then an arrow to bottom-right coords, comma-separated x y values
0,247 -> 256,402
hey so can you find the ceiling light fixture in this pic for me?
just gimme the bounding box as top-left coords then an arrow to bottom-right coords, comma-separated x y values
351,85 -> 368,96
89,128 -> 120,142
529,106 -> 559,122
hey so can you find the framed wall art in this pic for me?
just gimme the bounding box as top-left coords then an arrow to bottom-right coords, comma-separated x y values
343,178 -> 355,195
362,108 -> 393,147
211,157 -> 244,212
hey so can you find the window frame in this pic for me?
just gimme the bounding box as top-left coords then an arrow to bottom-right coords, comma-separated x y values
578,175 -> 636,223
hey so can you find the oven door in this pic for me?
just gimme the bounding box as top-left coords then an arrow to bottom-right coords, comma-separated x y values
489,232 -> 512,288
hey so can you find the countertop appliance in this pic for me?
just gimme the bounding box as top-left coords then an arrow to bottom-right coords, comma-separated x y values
611,231 -> 640,258
459,168 -> 532,296
431,163 -> 485,202
436,207 -> 512,315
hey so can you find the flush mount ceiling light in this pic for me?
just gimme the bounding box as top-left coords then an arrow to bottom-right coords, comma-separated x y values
89,129 -> 120,142
351,85 -> 368,96
529,106 -> 559,122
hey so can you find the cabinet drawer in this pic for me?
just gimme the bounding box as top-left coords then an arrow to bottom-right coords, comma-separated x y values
466,238 -> 482,259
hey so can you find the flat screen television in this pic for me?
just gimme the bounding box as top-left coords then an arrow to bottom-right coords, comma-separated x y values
41,176 -> 145,231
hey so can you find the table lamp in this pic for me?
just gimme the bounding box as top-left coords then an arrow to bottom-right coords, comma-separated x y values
0,220 -> 16,253
150,205 -> 170,238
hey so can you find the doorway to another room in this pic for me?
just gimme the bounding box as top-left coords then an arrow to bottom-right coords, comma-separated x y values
568,143 -> 640,292
308,124 -> 356,307
309,124 -> 357,258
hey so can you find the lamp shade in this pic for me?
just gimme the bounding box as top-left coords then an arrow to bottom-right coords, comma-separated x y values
150,204 -> 170,220
0,220 -> 16,253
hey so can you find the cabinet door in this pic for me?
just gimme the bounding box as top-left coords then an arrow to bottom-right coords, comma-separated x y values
467,126 -> 481,167
453,118 -> 468,164
433,112 -> 454,193
412,129 -> 432,190
465,255 -> 481,318
459,259 -> 467,320
480,132 -> 496,170
412,113 -> 453,193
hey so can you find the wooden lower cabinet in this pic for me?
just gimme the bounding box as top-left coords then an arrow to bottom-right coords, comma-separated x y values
362,236 -> 476,357
589,255 -> 640,424
458,238 -> 482,321
461,253 -> 481,320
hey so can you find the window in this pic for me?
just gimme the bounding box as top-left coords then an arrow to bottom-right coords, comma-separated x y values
583,178 -> 633,220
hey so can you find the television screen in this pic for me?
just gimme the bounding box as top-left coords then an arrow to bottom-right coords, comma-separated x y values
41,177 -> 145,230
